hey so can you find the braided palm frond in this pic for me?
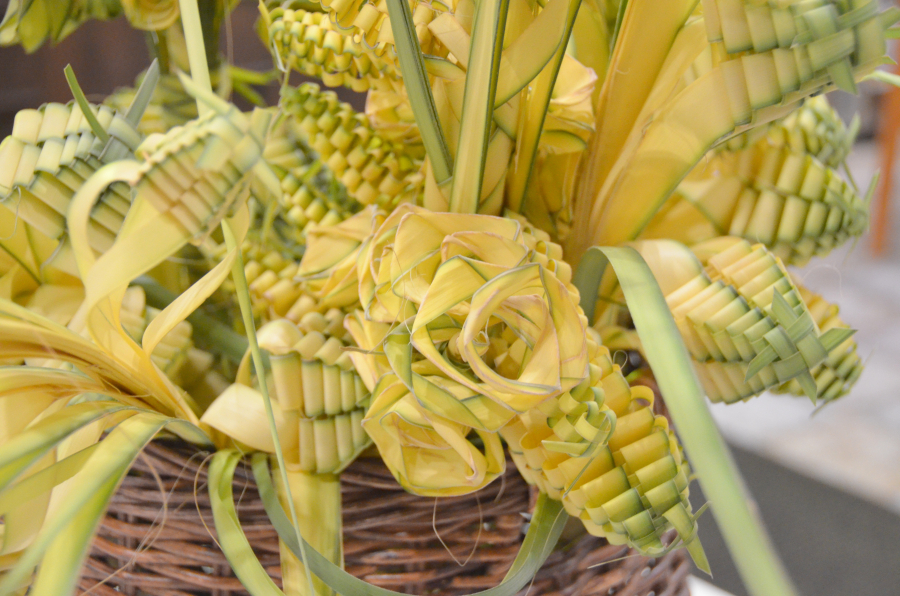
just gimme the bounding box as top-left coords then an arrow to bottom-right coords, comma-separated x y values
719,97 -> 858,168
265,111 -> 362,231
281,83 -> 424,208
262,0 -> 451,66
578,0 -> 897,252
762,96 -> 858,169
131,84 -> 280,244
504,333 -> 701,560
721,145 -> 868,266
202,317 -> 371,474
0,0 -> 121,52
642,99 -> 868,266
229,239 -> 349,325
699,0 -> 893,96
262,2 -> 400,92
633,237 -> 856,404
0,102 -> 142,255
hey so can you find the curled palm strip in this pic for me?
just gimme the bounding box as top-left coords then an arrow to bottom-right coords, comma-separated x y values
119,285 -> 195,380
631,237 -> 857,404
363,372 -> 506,495
296,205 -> 380,309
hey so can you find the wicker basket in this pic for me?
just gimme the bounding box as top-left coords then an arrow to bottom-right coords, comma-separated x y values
77,440 -> 691,596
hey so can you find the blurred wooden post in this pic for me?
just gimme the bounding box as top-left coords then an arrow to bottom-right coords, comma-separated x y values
873,58 -> 900,256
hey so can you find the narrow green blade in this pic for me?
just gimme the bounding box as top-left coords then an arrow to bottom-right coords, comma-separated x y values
64,64 -> 110,144
29,470 -> 121,596
448,0 -> 510,213
385,0 -> 453,182
209,449 -> 285,596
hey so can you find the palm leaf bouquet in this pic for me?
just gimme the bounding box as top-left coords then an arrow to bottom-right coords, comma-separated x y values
0,0 -> 895,595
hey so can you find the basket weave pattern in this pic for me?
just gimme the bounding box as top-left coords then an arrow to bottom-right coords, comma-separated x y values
78,441 -> 691,596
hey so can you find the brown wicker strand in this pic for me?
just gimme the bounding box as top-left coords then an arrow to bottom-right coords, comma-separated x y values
78,441 -> 690,596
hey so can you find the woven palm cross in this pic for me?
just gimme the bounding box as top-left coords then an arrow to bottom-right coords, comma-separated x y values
746,289 -> 856,401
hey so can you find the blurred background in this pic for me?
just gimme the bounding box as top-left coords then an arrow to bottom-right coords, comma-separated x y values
0,2 -> 898,595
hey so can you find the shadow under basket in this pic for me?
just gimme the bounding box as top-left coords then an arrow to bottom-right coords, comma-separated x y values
78,440 -> 691,596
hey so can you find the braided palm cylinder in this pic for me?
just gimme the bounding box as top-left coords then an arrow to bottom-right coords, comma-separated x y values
0,102 -> 142,252
635,238 -> 858,404
281,84 -> 424,208
503,336 -> 698,557
263,2 -> 400,92
132,98 -> 280,242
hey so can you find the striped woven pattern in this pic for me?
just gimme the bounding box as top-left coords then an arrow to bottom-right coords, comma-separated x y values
0,102 -> 142,253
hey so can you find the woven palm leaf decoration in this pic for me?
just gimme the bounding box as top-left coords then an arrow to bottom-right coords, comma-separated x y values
0,90 -> 149,259
642,97 -> 870,265
631,237 -> 858,404
261,1 -> 402,92
0,0 -> 895,595
279,83 -> 425,208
